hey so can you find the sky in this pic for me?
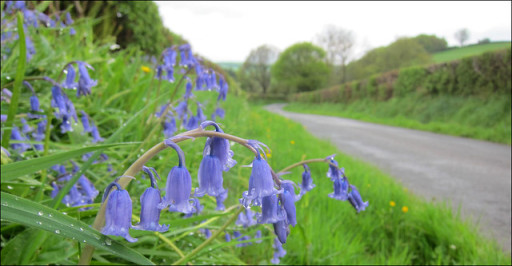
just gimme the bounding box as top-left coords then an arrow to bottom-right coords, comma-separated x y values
156,1 -> 512,63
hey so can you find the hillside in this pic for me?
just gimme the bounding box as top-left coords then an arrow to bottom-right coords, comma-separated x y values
432,41 -> 511,63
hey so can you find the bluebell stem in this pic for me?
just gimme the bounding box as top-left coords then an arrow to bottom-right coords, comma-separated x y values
77,62 -> 98,97
328,176 -> 349,201
280,180 -> 298,226
271,237 -> 287,264
347,185 -> 369,213
299,164 -> 315,196
62,65 -> 77,89
80,111 -> 92,132
133,166 -> 170,232
90,122 -> 104,143
159,139 -> 196,214
258,194 -> 285,224
101,182 -> 138,242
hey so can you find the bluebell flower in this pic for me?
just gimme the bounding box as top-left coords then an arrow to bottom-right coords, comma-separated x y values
211,107 -> 225,121
215,189 -> 228,211
241,156 -> 279,208
90,122 -> 104,143
299,164 -> 315,195
24,27 -> 36,61
20,118 -> 32,134
174,101 -> 188,119
195,154 -> 225,197
208,70 -> 219,90
271,237 -> 287,264
155,65 -> 164,79
184,79 -> 193,99
1,88 -> 12,103
133,166 -> 169,232
28,94 -> 42,118
159,139 -> 196,214
273,218 -> 290,244
185,114 -> 198,130
258,194 -> 285,224
196,103 -> 206,122
78,175 -> 99,201
101,182 -> 138,242
347,185 -> 369,213
225,232 -> 231,242
178,44 -> 192,66
65,12 -> 73,25
165,65 -> 175,82
80,111 -> 92,132
200,228 -> 211,238
236,208 -> 257,228
32,119 -> 46,150
217,76 -> 228,102
77,62 -> 97,97
163,115 -> 177,138
201,121 -> 237,171
62,65 -> 77,89
326,154 -> 343,181
155,103 -> 169,118
280,181 -> 297,227
69,27 -> 76,35
233,231 -> 251,247
254,230 -> 263,243
10,126 -> 30,153
328,176 -> 349,201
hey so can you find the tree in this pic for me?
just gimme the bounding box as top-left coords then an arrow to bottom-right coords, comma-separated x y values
454,28 -> 470,47
412,34 -> 448,53
237,45 -> 279,94
316,25 -> 355,83
271,42 -> 331,93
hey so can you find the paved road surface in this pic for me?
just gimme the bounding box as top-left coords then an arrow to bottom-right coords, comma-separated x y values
265,103 -> 511,251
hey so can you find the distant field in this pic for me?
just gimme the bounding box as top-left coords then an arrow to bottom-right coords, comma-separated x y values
432,42 -> 511,63
216,61 -> 242,71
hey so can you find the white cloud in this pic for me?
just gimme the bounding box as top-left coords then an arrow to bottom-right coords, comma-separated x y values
156,1 -> 512,62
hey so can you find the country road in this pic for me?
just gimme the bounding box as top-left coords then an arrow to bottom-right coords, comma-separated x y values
265,103 -> 511,251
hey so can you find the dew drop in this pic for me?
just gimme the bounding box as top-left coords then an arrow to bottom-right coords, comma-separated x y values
36,221 -> 42,225
70,223 -> 74,227
105,239 -> 112,246
38,211 -> 44,216
6,185 -> 13,190
83,240 -> 87,243
55,229 -> 60,234
6,76 -> 11,80
2,202 -> 8,206
62,212 -> 68,215
95,235 -> 101,240
48,214 -> 53,218
188,243 -> 193,247
80,227 -> 84,231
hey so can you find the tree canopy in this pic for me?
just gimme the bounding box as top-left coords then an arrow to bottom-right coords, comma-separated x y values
271,42 -> 331,93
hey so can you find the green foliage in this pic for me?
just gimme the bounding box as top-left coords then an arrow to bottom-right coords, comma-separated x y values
237,45 -> 279,95
412,34 -> 448,53
271,42 -> 331,93
345,38 -> 431,82
394,67 -> 427,97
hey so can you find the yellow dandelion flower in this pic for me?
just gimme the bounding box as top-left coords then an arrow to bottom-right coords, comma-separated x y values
266,153 -> 272,158
389,201 -> 396,207
402,206 -> 409,213
141,66 -> 151,73
290,140 -> 295,145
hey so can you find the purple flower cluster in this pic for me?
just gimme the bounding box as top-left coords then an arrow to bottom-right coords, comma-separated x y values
50,162 -> 99,209
152,44 -> 228,138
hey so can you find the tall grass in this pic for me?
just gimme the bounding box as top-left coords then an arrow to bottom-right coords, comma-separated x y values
285,94 -> 512,145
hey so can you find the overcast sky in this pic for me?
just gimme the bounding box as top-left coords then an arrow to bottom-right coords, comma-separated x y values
156,1 -> 512,63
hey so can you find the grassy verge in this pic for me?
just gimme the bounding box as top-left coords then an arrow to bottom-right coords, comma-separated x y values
432,42 -> 511,63
284,95 -> 511,145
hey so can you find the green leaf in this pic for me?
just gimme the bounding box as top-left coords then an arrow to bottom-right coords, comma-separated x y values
0,192 -> 154,265
0,143 -> 136,182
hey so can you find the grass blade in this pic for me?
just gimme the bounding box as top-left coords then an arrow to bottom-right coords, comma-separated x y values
1,192 -> 154,265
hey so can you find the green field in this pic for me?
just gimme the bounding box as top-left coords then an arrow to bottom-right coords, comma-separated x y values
432,42 -> 511,63
1,7 -> 511,266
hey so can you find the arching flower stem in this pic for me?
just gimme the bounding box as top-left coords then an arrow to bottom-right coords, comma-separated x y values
277,158 -> 350,182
